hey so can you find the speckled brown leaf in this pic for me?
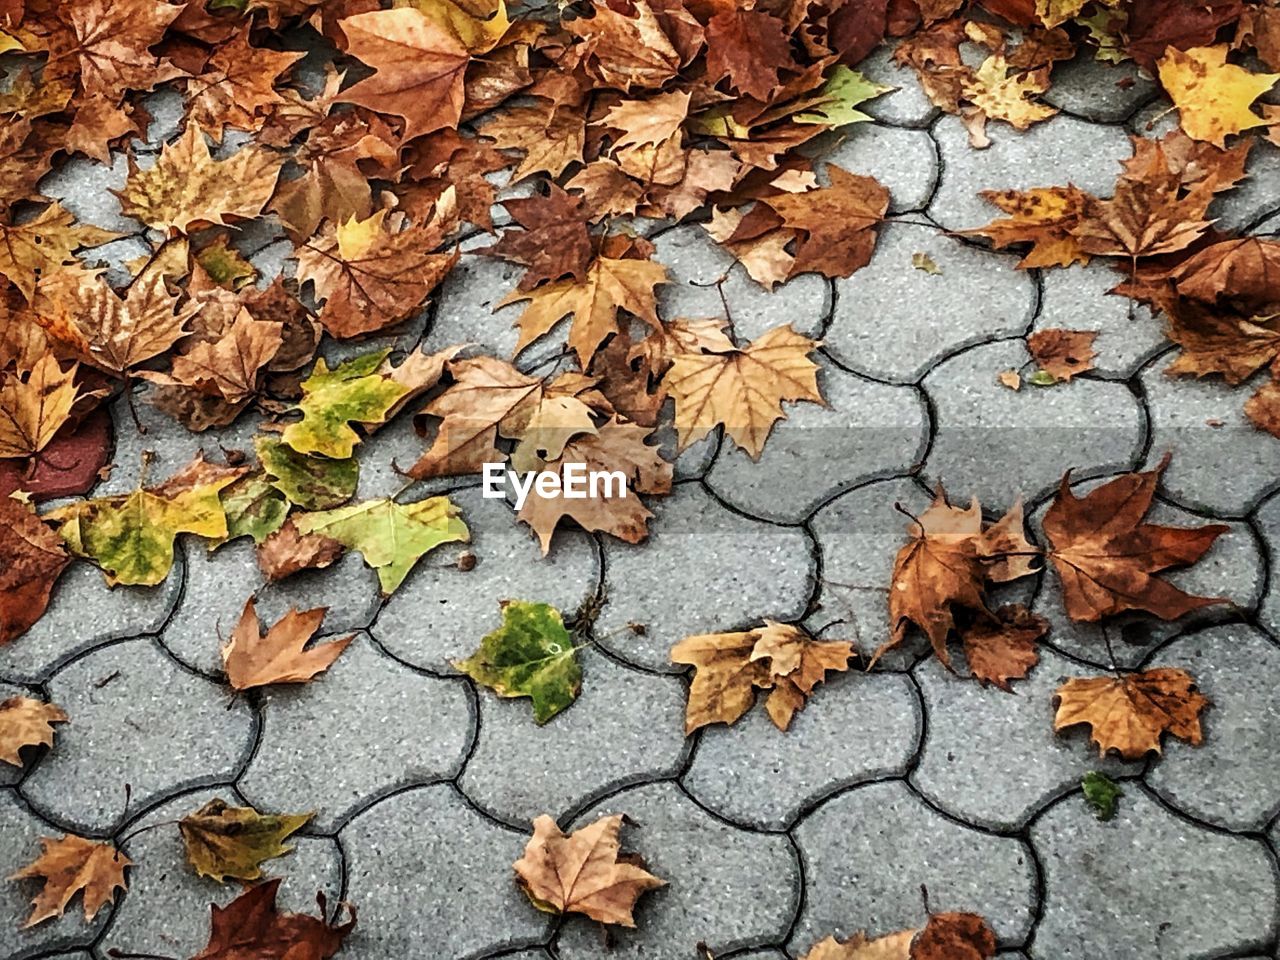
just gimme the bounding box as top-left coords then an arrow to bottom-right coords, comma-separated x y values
8,834 -> 130,927
1053,667 -> 1209,759
0,696 -> 67,767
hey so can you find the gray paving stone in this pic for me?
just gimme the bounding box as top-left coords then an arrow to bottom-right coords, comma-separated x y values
79,234 -> 152,286
1030,788 -> 1277,959
373,487 -> 600,673
340,783 -> 550,957
556,781 -> 800,959
106,787 -> 342,959
652,225 -> 830,342
924,339 -> 1144,507
789,781 -> 1037,950
1042,52 -> 1157,123
0,790 -> 104,959
683,669 -> 920,829
1035,263 -> 1166,378
809,124 -> 938,212
592,482 -> 814,672
826,223 -> 1037,383
1143,625 -> 1280,832
239,634 -> 472,832
1254,493 -> 1280,637
162,537 -> 382,676
705,359 -> 925,522
1211,138 -> 1280,233
135,87 -> 184,151
22,639 -> 254,834
912,647 -> 1142,831
1140,355 -> 1280,516
929,114 -> 1133,232
460,649 -> 686,825
809,477 -> 935,670
858,45 -> 940,128
38,153 -> 143,236
1031,493 -> 1262,669
0,558 -> 181,684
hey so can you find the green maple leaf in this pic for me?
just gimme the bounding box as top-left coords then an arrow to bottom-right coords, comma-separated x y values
179,798 -> 313,883
218,472 -> 289,545
292,495 -> 469,594
454,601 -> 582,724
281,349 -> 410,459
256,436 -> 358,510
794,66 -> 894,126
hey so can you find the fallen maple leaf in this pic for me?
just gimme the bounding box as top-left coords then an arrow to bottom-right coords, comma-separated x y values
0,204 -> 116,300
0,352 -> 82,459
513,814 -> 665,926
179,797 -> 313,882
57,0 -> 184,100
142,308 -> 283,410
799,929 -> 916,958
8,834 -> 130,927
1043,456 -> 1228,622
1053,667 -> 1209,759
281,350 -> 413,460
256,517 -> 345,581
480,186 -> 593,291
1026,329 -> 1098,382
0,696 -> 67,766
959,604 -> 1045,691
222,598 -> 353,690
455,600 -> 582,723
1158,45 -> 1279,147
967,186 -> 1093,269
190,877 -> 355,960
910,912 -> 997,959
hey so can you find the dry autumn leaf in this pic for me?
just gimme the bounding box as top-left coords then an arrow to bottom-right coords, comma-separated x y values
0,493 -> 71,643
1053,667 -> 1209,759
0,696 -> 67,766
222,598 -> 354,690
1026,329 -> 1098,382
190,878 -> 355,960
1158,45 -> 1279,147
179,797 -> 313,883
512,813 -> 665,926
8,834 -> 130,927
0,353 -> 82,459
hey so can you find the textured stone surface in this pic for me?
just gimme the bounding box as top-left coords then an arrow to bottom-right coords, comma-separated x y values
1031,789 -> 1277,959
38,153 -> 141,236
913,648 -> 1142,831
924,339 -> 1144,506
705,359 -> 926,522
1144,626 -> 1280,832
1035,264 -> 1166,379
22,639 -> 255,834
790,781 -> 1037,950
810,124 -> 938,212
827,223 -> 1036,383
239,635 -> 472,831
460,649 -> 687,825
592,482 -> 815,671
556,782 -> 800,959
1042,52 -> 1157,123
684,669 -> 920,829
858,46 -> 939,127
341,784 -> 550,957
930,114 -> 1132,232
106,787 -> 342,959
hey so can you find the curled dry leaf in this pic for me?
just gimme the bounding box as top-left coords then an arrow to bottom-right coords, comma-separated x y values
1026,329 -> 1098,382
0,493 -> 71,644
513,813 -> 665,926
959,604 -> 1045,691
0,696 -> 68,766
1053,667 -> 1209,759
190,877 -> 355,960
179,797 -> 313,883
222,597 -> 354,691
8,834 -> 130,927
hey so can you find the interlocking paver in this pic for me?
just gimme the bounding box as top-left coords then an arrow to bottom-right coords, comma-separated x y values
705,358 -> 926,522
857,47 -> 939,127
460,649 -> 687,825
825,223 -> 1037,383
1140,356 -> 1280,516
1042,52 -> 1157,123
912,648 -> 1142,831
923,339 -> 1144,507
1035,264 -> 1166,379
38,154 -> 141,236
372,487 -> 600,673
592,482 -> 815,672
929,114 -> 1133,232
555,781 -> 800,959
21,639 -> 255,834
789,780 -> 1037,950
1143,625 -> 1280,832
341,783 -> 550,957
683,669 -> 920,829
0,790 -> 104,959
238,634 -> 472,831
105,787 -> 342,959
810,124 -> 938,212
1031,788 -> 1278,960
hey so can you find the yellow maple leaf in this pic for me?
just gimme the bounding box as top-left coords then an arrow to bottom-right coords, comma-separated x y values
1159,45 -> 1280,147
963,53 -> 1058,137
0,352 -> 81,458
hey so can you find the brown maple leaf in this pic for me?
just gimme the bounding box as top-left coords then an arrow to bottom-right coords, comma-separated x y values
184,25 -> 306,139
1027,329 -> 1098,382
480,102 -> 586,181
705,8 -> 796,101
1160,294 -> 1280,384
1053,667 -> 1209,759
1043,456 -> 1228,623
513,814 -> 665,926
222,598 -> 354,690
64,97 -> 141,166
481,186 -> 593,291
0,203 -> 116,300
910,912 -> 997,960
0,696 -> 68,767
959,604 -> 1045,691
0,352 -> 83,459
257,518 -> 345,581
143,309 -> 283,409
55,0 -> 185,99
967,185 -> 1092,269
8,834 -> 130,927
190,877 -> 355,960
569,0 -> 681,91
1168,236 -> 1280,310
759,166 -> 890,280
1,491 -> 70,644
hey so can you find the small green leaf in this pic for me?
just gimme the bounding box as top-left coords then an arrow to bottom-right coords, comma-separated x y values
912,252 -> 942,275
455,601 -> 582,724
195,236 -> 256,289
178,798 -> 312,883
281,350 -> 411,459
293,495 -> 469,594
1081,771 -> 1122,821
217,472 -> 289,546
794,66 -> 894,126
1027,370 -> 1058,387
256,436 -> 358,510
